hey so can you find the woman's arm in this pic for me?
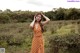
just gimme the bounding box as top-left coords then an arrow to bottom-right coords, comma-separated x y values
41,13 -> 50,25
30,16 -> 35,29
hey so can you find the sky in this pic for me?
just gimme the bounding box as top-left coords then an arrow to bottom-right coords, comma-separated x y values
0,0 -> 80,12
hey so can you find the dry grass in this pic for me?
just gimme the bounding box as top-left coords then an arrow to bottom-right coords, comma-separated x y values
0,20 -> 80,53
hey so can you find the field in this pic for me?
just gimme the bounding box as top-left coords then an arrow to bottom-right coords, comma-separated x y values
0,20 -> 80,53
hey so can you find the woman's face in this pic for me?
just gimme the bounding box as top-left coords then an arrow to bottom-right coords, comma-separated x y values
35,14 -> 41,22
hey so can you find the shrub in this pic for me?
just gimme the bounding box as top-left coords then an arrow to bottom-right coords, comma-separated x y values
48,33 -> 80,53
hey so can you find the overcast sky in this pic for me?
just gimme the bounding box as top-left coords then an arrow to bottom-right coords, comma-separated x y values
0,0 -> 80,12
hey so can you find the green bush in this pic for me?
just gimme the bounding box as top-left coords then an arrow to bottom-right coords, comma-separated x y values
55,24 -> 75,35
48,33 -> 80,53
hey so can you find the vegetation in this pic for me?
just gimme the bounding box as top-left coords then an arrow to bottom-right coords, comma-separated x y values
0,8 -> 80,23
0,8 -> 80,53
0,20 -> 80,53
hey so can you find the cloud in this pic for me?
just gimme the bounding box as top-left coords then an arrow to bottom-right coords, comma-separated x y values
27,0 -> 43,6
0,0 -> 80,12
27,0 -> 54,8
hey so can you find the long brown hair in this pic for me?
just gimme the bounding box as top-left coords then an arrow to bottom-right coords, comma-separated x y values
34,13 -> 44,33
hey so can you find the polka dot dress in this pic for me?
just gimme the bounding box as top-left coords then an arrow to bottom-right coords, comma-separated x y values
30,23 -> 44,53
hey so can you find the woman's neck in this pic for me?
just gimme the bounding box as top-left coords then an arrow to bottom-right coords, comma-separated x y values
35,21 -> 39,23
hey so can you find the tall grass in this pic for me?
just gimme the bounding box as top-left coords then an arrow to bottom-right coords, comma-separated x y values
0,20 -> 80,53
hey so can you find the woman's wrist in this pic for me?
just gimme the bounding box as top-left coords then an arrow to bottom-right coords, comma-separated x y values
33,19 -> 35,22
41,14 -> 46,18
42,14 -> 47,18
42,14 -> 50,21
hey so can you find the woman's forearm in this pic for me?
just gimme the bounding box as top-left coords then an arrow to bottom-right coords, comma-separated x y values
42,14 -> 50,21
30,14 -> 36,28
41,13 -> 50,25
30,19 -> 35,28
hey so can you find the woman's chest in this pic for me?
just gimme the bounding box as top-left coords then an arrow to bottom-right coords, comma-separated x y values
34,23 -> 42,31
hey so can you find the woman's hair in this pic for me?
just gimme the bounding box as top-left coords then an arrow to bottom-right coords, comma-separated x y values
34,13 -> 44,33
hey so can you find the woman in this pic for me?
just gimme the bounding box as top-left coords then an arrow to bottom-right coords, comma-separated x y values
30,12 -> 50,53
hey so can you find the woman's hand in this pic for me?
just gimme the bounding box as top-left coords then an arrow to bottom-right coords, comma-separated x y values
30,15 -> 36,29
40,12 -> 44,16
40,12 -> 50,25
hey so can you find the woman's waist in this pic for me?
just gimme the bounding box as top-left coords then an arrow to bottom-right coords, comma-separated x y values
33,34 -> 43,37
33,32 -> 42,34
33,36 -> 43,38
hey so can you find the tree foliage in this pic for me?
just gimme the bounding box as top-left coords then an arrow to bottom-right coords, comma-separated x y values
0,8 -> 80,23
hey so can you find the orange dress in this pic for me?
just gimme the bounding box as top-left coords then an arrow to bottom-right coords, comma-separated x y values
30,23 -> 44,53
